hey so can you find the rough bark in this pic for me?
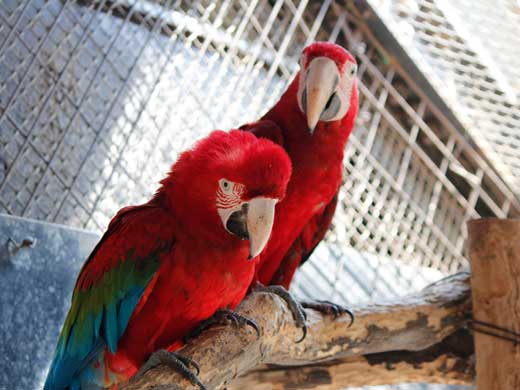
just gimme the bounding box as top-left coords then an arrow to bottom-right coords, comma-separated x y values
230,329 -> 474,390
468,219 -> 520,390
122,272 -> 472,390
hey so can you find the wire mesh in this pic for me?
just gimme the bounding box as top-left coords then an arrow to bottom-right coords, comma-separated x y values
367,0 -> 520,198
1,1 -> 505,388
0,0 -> 519,274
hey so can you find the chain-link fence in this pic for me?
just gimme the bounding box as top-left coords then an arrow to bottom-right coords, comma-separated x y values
0,1 -> 517,388
2,0 -> 518,270
368,0 -> 520,195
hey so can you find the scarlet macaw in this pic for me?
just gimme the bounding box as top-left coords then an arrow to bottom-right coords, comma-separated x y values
242,42 -> 359,329
44,130 -> 291,389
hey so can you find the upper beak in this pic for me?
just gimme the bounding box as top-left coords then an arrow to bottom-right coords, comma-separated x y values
304,57 -> 339,132
225,197 -> 278,259
246,197 -> 278,259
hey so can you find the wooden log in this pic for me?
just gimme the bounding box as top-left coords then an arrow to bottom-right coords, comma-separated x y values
230,329 -> 474,390
122,272 -> 471,390
468,219 -> 520,390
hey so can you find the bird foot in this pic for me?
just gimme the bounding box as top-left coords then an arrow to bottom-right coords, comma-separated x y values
253,283 -> 307,343
301,300 -> 354,326
183,309 -> 260,344
133,350 -> 205,390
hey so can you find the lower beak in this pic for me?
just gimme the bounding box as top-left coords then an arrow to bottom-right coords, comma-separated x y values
226,203 -> 250,240
305,57 -> 339,132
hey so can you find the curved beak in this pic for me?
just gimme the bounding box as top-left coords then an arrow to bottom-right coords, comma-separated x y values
304,57 -> 340,132
223,197 -> 278,259
246,197 -> 277,259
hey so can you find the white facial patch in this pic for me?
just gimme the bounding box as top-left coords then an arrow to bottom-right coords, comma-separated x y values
297,55 -> 309,114
335,61 -> 357,119
216,179 -> 246,230
216,179 -> 245,209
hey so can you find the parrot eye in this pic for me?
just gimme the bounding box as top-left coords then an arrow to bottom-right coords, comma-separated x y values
350,64 -> 357,76
219,179 -> 234,195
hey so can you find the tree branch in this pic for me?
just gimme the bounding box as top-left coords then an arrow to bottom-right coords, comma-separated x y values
231,329 -> 474,389
122,272 -> 472,390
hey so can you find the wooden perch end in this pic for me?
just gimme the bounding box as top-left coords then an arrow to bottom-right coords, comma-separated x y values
468,218 -> 520,390
122,271 -> 473,390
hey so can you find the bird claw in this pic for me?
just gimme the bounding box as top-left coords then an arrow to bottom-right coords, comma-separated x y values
134,350 -> 205,389
216,309 -> 261,339
183,309 -> 260,344
253,283 -> 307,343
301,300 -> 355,326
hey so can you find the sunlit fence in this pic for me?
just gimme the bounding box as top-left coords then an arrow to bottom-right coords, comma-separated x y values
1,0 -> 518,271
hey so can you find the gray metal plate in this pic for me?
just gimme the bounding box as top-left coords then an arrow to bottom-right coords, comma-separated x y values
0,213 -> 99,390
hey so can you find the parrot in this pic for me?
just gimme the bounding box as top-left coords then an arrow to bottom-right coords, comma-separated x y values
241,42 -> 359,331
44,130 -> 292,390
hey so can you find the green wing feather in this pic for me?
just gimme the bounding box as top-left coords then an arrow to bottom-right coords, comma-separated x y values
44,205 -> 173,390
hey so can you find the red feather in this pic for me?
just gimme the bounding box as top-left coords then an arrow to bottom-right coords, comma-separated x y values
242,42 -> 359,289
301,41 -> 355,71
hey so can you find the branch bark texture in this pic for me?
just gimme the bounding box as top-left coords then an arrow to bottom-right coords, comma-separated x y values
231,329 -> 474,390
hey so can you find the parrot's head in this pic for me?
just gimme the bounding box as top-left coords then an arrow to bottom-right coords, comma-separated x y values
162,130 -> 291,259
297,42 -> 358,133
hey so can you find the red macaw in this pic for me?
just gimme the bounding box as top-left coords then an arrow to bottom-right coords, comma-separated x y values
44,130 -> 291,390
242,42 -> 358,322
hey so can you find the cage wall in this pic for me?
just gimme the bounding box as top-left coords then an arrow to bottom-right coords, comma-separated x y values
1,0 -> 518,276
